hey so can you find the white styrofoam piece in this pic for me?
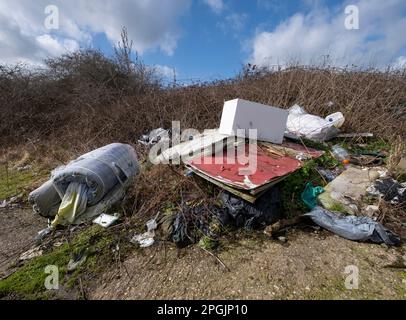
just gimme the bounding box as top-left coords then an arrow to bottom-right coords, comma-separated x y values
93,213 -> 119,228
219,98 -> 288,144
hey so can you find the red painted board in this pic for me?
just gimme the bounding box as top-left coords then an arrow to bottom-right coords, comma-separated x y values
189,142 -> 323,191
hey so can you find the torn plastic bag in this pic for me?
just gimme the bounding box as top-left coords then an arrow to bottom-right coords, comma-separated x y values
301,182 -> 324,209
219,187 -> 282,230
286,104 -> 344,141
172,213 -> 193,248
367,177 -> 406,205
51,182 -> 88,227
305,207 -> 400,246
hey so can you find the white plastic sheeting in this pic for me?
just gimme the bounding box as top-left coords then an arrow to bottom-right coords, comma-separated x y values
286,104 -> 345,141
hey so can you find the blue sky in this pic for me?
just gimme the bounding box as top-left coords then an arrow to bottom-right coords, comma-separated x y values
141,0 -> 330,81
1,0 -> 405,82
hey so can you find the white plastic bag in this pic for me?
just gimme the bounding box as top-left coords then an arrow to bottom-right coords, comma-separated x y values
286,104 -> 344,141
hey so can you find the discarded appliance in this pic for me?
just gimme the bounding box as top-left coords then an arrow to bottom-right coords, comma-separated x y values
28,143 -> 139,227
219,99 -> 288,144
305,207 -> 400,246
286,104 -> 344,141
318,166 -> 384,214
187,141 -> 324,203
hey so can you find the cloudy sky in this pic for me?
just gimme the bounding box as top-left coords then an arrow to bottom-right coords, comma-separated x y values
0,0 -> 405,81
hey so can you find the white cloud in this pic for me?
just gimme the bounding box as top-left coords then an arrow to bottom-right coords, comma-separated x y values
0,0 -> 190,65
219,13 -> 248,33
203,0 -> 224,14
249,0 -> 406,69
153,64 -> 176,79
36,35 -> 79,57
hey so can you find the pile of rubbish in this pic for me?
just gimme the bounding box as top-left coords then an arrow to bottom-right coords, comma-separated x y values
136,98 -> 402,247
28,98 -> 403,250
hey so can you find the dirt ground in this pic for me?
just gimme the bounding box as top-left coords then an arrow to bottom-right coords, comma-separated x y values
1,206 -> 405,300
0,207 -> 47,276
90,229 -> 406,300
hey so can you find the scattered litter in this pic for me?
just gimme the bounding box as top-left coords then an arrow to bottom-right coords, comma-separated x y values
318,166 -> 383,214
28,143 -> 140,227
16,164 -> 32,171
131,233 -> 155,248
0,200 -> 7,208
367,177 -> 406,205
305,207 -> 400,246
93,213 -> 120,228
67,251 -> 87,272
0,194 -> 23,209
317,168 -> 338,182
277,236 -> 287,243
146,218 -> 158,231
171,213 -> 192,248
19,246 -> 43,261
331,144 -> 350,163
301,182 -> 324,209
138,127 -> 170,146
130,218 -> 158,248
35,227 -> 52,242
286,104 -> 344,141
219,98 -> 288,144
295,152 -> 310,161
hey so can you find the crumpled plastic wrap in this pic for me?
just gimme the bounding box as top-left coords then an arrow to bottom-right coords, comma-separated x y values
305,207 -> 400,246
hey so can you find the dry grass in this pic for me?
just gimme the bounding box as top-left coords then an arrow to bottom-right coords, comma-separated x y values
1,64 -> 405,153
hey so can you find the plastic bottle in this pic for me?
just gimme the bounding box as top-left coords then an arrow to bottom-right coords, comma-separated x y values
331,145 -> 350,163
